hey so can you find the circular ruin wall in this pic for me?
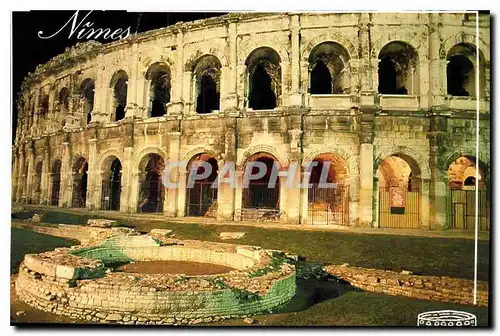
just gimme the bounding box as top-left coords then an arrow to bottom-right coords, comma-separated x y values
15,232 -> 297,325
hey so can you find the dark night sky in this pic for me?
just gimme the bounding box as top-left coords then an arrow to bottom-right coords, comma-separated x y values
11,10 -> 227,142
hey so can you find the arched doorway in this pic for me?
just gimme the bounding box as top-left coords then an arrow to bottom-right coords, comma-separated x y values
378,41 -> 419,95
446,43 -> 485,97
240,152 -> 281,220
33,161 -> 43,204
100,157 -> 122,211
306,153 -> 349,225
308,42 -> 350,94
50,160 -> 61,205
192,55 -> 221,114
146,62 -> 171,118
185,153 -> 218,217
71,157 -> 89,208
377,154 -> 421,228
245,47 -> 281,110
447,156 -> 489,231
137,153 -> 165,213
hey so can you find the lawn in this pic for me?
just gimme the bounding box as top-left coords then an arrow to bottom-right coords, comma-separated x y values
10,227 -> 77,274
10,209 -> 491,327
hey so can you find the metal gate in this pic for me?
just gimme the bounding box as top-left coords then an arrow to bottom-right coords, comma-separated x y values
71,175 -> 88,208
243,182 -> 280,209
100,179 -> 122,211
449,189 -> 490,231
378,187 -> 420,228
308,184 -> 349,225
185,181 -> 218,217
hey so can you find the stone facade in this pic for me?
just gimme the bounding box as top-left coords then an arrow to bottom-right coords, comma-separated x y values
324,264 -> 488,307
12,12 -> 490,230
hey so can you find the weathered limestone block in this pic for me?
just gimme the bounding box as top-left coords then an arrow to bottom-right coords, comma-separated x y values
219,232 -> 246,240
88,219 -> 117,228
149,229 -> 173,236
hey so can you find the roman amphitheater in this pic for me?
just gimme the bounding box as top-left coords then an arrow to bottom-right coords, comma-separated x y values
12,12 -> 490,231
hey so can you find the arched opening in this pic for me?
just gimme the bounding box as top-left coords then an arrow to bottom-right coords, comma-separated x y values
192,55 -> 221,114
306,153 -> 349,225
447,155 -> 489,231
308,42 -> 350,94
110,70 -> 128,121
146,63 -> 171,118
446,43 -> 485,97
137,153 -> 165,213
39,94 -> 49,117
71,157 -> 88,208
377,154 -> 421,228
100,157 -> 122,211
246,47 -> 281,110
80,79 -> 95,124
185,153 -> 218,217
58,87 -> 70,114
243,153 -> 280,211
33,161 -> 43,204
50,160 -> 61,206
378,41 -> 419,95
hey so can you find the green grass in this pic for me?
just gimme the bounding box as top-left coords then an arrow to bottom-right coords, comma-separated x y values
10,227 -> 77,274
129,220 -> 490,281
265,290 -> 489,327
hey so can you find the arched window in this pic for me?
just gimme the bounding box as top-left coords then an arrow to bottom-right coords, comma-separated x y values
110,70 -> 128,121
192,55 -> 221,114
245,47 -> 281,110
39,94 -> 49,117
146,63 -> 171,118
446,43 -> 484,97
308,42 -> 350,94
80,79 -> 95,124
58,87 -> 70,113
378,41 -> 419,95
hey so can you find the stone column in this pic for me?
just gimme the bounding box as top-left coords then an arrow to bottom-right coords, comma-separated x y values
289,14 -> 303,106
168,27 -> 185,116
285,128 -> 302,224
16,150 -> 25,203
222,19 -> 239,112
359,143 -> 374,226
428,13 -> 445,107
358,14 -> 376,106
60,141 -> 72,208
217,117 -> 238,220
420,177 -> 430,229
41,146 -> 50,204
299,170 -> 309,224
11,152 -> 19,202
121,146 -> 134,212
176,171 -> 188,217
164,132 -> 181,217
428,115 -> 448,230
372,175 -> 380,227
86,138 -> 98,209
92,59 -> 105,123
234,170 -> 244,220
25,146 -> 35,204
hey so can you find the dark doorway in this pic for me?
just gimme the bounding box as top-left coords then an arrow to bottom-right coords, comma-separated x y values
101,158 -> 122,211
243,155 -> 279,209
310,61 -> 332,94
249,64 -> 276,110
378,57 -> 397,94
71,158 -> 88,208
138,154 -> 165,213
185,154 -> 218,217
447,55 -> 474,96
50,160 -> 61,206
196,74 -> 220,114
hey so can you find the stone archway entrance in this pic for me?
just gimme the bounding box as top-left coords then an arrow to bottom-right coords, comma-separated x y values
137,153 -> 165,213
100,157 -> 122,211
306,153 -> 349,225
33,161 -> 43,204
50,160 -> 61,206
71,157 -> 88,208
447,156 -> 490,231
185,153 -> 218,217
377,154 -> 421,228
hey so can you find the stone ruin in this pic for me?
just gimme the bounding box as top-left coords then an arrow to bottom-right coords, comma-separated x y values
15,227 -> 296,325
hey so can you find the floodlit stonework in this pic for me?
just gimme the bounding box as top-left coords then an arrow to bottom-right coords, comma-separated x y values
12,12 -> 490,230
15,227 -> 296,325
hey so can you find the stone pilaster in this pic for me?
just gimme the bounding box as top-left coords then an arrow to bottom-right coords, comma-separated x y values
164,131 -> 182,217
428,115 -> 448,230
289,14 -> 303,107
